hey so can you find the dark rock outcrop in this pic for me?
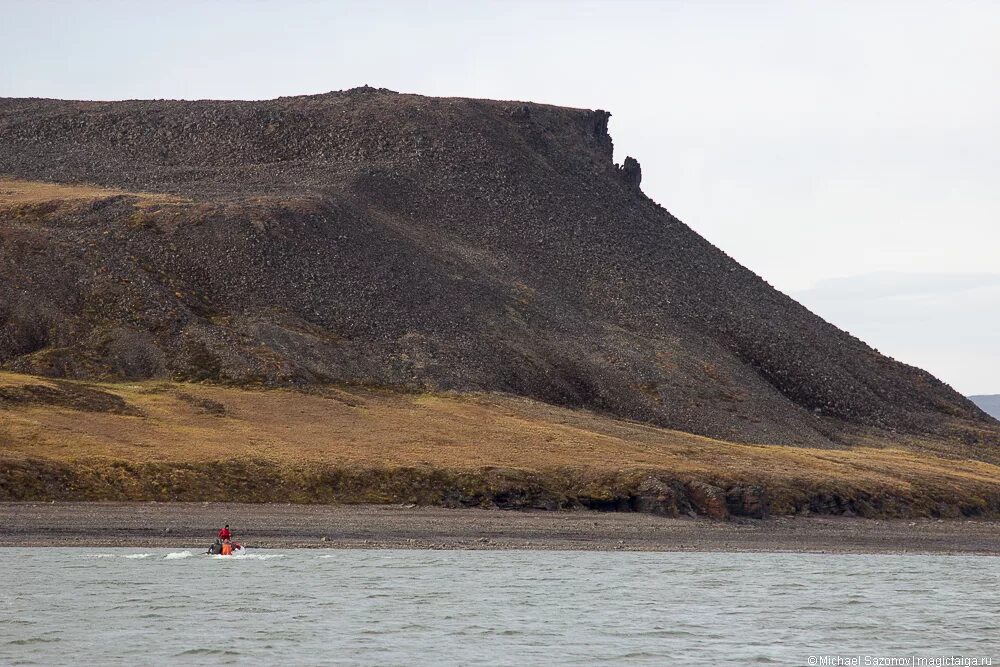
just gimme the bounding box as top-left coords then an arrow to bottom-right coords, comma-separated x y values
632,476 -> 685,516
684,481 -> 729,519
725,485 -> 769,519
618,156 -> 642,189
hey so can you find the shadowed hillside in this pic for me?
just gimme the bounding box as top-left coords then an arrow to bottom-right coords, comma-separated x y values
0,88 -> 996,451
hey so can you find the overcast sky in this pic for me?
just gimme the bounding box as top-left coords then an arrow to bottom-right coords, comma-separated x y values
2,0 -> 997,393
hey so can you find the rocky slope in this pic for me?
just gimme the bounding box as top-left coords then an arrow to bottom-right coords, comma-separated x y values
0,88 -> 996,450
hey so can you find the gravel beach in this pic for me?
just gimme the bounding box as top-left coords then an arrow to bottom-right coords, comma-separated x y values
2,502 -> 999,554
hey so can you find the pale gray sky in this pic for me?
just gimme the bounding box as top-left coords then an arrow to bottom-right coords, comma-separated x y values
2,0 -> 997,393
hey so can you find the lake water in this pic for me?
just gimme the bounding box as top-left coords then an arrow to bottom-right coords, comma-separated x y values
1,548 -> 998,665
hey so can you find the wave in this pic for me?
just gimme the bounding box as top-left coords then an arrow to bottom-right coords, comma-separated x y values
163,551 -> 194,560
176,648 -> 241,656
215,552 -> 283,560
85,553 -> 152,560
6,637 -> 62,646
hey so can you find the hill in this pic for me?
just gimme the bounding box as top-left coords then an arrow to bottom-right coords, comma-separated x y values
971,395 -> 1000,420
0,88 -> 996,455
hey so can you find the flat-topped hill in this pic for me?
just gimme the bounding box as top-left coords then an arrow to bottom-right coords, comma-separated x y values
0,89 -> 995,451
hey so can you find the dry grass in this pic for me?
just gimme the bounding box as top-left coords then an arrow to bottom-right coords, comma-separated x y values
0,178 -> 184,208
2,372 -> 1000,514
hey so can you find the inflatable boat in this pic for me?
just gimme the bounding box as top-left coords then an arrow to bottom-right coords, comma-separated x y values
206,540 -> 243,556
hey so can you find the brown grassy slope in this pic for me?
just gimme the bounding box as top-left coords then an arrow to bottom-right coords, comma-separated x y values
0,178 -> 183,207
2,372 -> 1000,518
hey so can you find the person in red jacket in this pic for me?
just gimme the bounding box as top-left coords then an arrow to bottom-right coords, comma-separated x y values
218,525 -> 231,541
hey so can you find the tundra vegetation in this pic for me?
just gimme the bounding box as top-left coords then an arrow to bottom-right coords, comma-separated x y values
2,372 -> 999,519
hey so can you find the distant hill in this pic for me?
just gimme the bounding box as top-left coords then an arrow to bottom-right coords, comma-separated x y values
0,89 -> 996,453
970,395 -> 1000,420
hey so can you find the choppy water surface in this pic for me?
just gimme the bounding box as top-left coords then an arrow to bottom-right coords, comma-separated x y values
2,548 -> 998,665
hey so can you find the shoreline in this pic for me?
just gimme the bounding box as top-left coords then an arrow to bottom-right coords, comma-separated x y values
2,502 -> 1000,554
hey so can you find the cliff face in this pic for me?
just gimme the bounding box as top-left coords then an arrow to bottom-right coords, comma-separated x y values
0,88 -> 995,448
